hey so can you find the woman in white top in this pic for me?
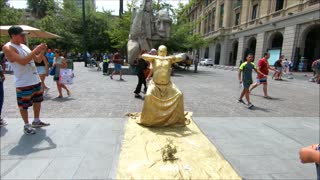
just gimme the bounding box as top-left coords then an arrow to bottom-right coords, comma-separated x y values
53,49 -> 70,98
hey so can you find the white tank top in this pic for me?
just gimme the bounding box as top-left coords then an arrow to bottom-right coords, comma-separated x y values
6,42 -> 40,87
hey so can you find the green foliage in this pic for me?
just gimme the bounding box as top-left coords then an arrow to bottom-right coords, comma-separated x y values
166,1 -> 207,52
27,0 -> 57,19
34,0 -> 112,53
0,0 -> 23,25
107,12 -> 131,50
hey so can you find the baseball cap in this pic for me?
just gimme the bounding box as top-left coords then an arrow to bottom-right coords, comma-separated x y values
8,26 -> 30,37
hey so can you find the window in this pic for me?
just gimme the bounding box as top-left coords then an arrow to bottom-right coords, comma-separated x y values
233,0 -> 242,8
252,4 -> 258,20
219,4 -> 224,28
235,13 -> 240,26
212,10 -> 215,31
275,0 -> 284,11
208,12 -> 212,32
204,16 -> 208,34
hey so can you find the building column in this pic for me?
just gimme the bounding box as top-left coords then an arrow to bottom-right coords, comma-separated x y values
215,0 -> 220,31
282,25 -> 297,61
254,32 -> 265,61
236,37 -> 245,66
220,37 -> 229,65
223,0 -> 232,28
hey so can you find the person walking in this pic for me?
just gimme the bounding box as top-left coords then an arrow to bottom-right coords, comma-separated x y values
249,52 -> 278,99
96,51 -> 102,71
46,49 -> 54,70
2,25 -> 50,134
194,54 -> 199,73
0,44 -> 7,127
102,52 -> 110,75
238,53 -> 266,108
110,50 -> 124,80
311,59 -> 320,83
36,48 -> 50,95
133,49 -> 148,98
272,55 -> 284,80
146,48 -> 157,81
53,49 -> 71,98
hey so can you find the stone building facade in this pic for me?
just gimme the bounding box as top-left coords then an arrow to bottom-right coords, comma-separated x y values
186,0 -> 320,71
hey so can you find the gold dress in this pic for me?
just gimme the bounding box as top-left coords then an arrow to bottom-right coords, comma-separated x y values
136,46 -> 188,127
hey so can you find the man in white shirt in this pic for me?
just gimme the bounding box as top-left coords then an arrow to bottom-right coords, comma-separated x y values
3,26 -> 49,135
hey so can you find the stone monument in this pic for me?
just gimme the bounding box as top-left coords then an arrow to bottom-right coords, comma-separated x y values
127,0 -> 172,64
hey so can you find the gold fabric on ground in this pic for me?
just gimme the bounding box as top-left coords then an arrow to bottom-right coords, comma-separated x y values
117,112 -> 241,179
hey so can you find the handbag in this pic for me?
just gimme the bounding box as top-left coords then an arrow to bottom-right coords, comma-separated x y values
59,68 -> 73,85
49,66 -> 56,76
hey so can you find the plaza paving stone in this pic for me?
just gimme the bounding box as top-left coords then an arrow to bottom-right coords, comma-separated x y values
1,63 -> 319,179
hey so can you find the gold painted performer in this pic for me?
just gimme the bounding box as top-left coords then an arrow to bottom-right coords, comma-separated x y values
137,45 -> 189,127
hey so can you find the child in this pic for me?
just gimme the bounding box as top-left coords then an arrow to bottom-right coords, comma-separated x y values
238,53 -> 266,108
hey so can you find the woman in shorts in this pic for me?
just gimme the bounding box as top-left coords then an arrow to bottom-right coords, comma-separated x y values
53,49 -> 70,98
35,48 -> 49,94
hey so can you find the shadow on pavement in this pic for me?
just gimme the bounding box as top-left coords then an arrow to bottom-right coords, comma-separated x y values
51,97 -> 75,102
250,94 -> 283,101
251,106 -> 270,112
9,129 -> 57,156
1,127 -> 8,137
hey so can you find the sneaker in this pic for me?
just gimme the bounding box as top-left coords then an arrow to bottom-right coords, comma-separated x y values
247,103 -> 254,109
24,124 -> 36,135
238,99 -> 245,104
120,78 -> 124,81
0,119 -> 8,127
134,94 -> 142,98
32,121 -> 50,128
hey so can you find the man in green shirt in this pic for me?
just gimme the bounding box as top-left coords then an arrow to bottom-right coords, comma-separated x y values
238,53 -> 266,108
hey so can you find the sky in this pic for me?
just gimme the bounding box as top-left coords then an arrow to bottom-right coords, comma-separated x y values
7,0 -> 189,15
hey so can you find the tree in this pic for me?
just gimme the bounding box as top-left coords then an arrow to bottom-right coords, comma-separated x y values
166,0 -> 208,52
36,0 -> 112,53
27,0 -> 57,19
0,0 -> 23,25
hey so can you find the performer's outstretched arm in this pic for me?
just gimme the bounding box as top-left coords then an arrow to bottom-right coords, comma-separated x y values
170,54 -> 184,63
142,54 -> 156,62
